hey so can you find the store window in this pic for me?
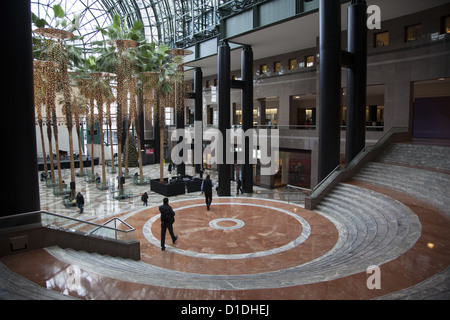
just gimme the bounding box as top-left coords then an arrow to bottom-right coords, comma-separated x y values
443,15 -> 450,34
273,61 -> 282,73
405,24 -> 422,42
305,55 -> 315,67
289,58 -> 297,70
260,64 -> 268,74
374,31 -> 389,47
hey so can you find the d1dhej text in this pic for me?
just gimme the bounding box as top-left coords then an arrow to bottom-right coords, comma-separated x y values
181,304 -> 270,317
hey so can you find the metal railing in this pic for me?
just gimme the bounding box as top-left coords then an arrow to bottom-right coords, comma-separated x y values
86,217 -> 135,240
0,210 -> 136,242
40,210 -> 136,242
286,185 -> 311,204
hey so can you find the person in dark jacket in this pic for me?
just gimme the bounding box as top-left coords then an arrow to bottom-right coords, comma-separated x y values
76,192 -> 84,214
201,175 -> 214,210
236,178 -> 244,195
159,197 -> 178,251
141,192 -> 148,206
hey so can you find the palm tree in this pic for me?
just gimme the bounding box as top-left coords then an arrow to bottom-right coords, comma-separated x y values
94,13 -> 145,194
70,91 -> 89,176
32,4 -> 83,197
76,74 -> 97,180
33,61 -> 49,179
105,88 -> 116,174
138,43 -> 181,182
92,71 -> 115,189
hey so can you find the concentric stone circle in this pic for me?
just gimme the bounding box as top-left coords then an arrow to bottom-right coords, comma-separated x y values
209,218 -> 245,230
142,202 -> 312,260
46,188 -> 421,291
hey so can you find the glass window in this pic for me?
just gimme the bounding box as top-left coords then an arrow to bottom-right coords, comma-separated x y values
289,59 -> 297,70
375,31 -> 389,47
444,16 -> 450,34
273,62 -> 282,72
305,55 -> 315,68
406,24 -> 422,42
260,64 -> 268,74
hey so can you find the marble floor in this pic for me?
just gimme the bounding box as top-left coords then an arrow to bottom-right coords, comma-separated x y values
38,163 -> 297,223
1,162 -> 450,300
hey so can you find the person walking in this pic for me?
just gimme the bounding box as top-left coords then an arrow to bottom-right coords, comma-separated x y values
76,192 -> 84,214
236,178 -> 244,195
201,174 -> 214,210
159,197 -> 178,251
141,192 -> 148,206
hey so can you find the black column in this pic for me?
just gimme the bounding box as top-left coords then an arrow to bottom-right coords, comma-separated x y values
194,67 -> 203,173
346,0 -> 368,163
318,0 -> 342,182
1,0 -> 41,226
218,42 -> 231,196
241,45 -> 254,194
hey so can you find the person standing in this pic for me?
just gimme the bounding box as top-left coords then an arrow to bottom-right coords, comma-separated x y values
76,192 -> 84,214
159,197 -> 178,251
201,175 -> 214,210
141,192 -> 148,206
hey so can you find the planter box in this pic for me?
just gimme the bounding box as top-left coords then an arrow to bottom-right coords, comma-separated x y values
150,178 -> 185,197
186,178 -> 203,193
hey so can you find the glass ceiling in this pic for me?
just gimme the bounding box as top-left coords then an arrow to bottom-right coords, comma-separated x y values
31,0 -> 264,51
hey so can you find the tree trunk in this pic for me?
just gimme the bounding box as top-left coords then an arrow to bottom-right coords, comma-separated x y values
38,121 -> 48,177
75,116 -> 85,175
68,129 -> 76,198
89,98 -> 95,178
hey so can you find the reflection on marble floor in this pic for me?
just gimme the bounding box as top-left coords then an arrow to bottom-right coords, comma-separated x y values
39,163 -> 300,224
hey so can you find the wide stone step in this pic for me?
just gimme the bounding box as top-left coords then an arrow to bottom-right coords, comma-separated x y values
312,184 -> 418,271
355,162 -> 450,216
379,143 -> 450,171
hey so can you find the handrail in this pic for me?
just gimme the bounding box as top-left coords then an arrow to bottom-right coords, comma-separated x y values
286,185 -> 310,204
0,210 -> 135,235
287,185 -> 311,195
309,165 -> 341,198
86,217 -> 134,236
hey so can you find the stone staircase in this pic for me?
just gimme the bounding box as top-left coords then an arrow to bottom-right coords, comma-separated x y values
354,144 -> 450,217
353,142 -> 450,299
377,142 -> 450,172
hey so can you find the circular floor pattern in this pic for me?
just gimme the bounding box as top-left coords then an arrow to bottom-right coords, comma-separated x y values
132,197 -> 340,275
209,218 -> 245,230
142,202 -> 312,260
45,191 -> 423,291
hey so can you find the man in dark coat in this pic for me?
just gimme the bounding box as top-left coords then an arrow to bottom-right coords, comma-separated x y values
201,175 -> 214,210
159,197 -> 178,251
76,192 -> 84,214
